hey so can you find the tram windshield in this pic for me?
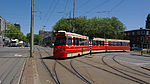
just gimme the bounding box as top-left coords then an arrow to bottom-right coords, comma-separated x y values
54,37 -> 66,46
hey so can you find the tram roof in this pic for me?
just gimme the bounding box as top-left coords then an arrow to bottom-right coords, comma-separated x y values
57,31 -> 89,39
106,39 -> 130,42
93,37 -> 130,42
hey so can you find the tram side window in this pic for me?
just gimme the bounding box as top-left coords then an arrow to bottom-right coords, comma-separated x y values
85,39 -> 89,46
120,42 -> 122,46
76,38 -> 79,46
100,41 -> 104,46
80,39 -> 84,46
92,40 -> 96,46
73,37 -> 80,46
125,42 -> 129,46
96,41 -> 99,46
98,41 -> 101,46
117,42 -> 120,46
108,41 -> 111,46
68,37 -> 72,46
122,42 -> 125,46
124,42 -> 126,46
80,39 -> 88,46
122,42 -> 128,46
113,42 -> 116,46
127,42 -> 129,46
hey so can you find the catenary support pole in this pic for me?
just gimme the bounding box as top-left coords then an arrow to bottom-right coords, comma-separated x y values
30,0 -> 34,57
72,0 -> 75,32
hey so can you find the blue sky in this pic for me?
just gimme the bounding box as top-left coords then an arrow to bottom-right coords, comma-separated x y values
0,0 -> 150,35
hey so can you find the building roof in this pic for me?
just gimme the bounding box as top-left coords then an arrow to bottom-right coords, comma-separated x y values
125,28 -> 150,32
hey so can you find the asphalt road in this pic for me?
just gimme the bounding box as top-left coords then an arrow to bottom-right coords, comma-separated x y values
0,47 -> 29,84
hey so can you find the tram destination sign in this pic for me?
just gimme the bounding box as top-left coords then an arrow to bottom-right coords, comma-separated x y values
54,32 -> 65,36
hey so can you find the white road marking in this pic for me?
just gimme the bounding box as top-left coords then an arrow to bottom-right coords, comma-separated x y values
14,54 -> 22,57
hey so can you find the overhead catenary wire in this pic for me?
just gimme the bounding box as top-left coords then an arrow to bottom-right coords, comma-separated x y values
43,0 -> 60,28
39,0 -> 55,28
77,0 -> 90,10
110,0 -> 125,12
85,0 -> 110,14
63,0 -> 69,18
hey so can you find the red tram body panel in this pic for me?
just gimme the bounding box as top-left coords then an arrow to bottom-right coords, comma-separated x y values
53,31 -> 130,58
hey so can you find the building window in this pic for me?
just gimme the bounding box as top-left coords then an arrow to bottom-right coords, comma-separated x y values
137,31 -> 140,35
141,36 -> 144,42
132,32 -> 135,35
147,37 -> 149,41
141,31 -> 145,35
147,31 -> 149,35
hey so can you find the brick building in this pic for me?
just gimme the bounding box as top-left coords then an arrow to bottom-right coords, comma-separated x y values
125,28 -> 150,49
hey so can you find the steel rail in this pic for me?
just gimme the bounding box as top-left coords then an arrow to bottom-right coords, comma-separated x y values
102,56 -> 150,84
37,48 -> 60,84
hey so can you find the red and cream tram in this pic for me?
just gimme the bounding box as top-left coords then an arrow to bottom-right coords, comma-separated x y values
53,31 -> 130,58
54,31 -> 90,58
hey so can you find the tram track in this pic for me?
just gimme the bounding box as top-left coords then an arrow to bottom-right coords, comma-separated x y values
41,47 -> 92,84
37,48 -> 60,84
84,54 -> 150,78
101,55 -> 150,84
70,60 -> 92,84
75,58 -> 150,84
53,61 -> 60,84
141,67 -> 150,72
112,55 -> 150,77
56,60 -> 91,84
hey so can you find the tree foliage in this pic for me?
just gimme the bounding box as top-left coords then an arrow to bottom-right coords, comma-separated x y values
146,13 -> 150,29
6,24 -> 26,42
53,16 -> 126,39
26,33 -> 42,45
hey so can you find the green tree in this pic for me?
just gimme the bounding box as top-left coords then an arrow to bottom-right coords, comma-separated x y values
26,33 -> 31,42
26,33 -> 42,45
53,16 -> 126,39
6,24 -> 26,41
146,13 -> 150,29
34,34 -> 42,45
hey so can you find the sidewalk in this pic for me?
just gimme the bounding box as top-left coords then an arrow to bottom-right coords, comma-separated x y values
129,51 -> 150,57
21,46 -> 52,84
21,57 -> 41,84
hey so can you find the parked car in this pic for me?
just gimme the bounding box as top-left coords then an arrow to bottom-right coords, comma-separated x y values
24,42 -> 30,47
131,47 -> 142,51
10,39 -> 19,47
